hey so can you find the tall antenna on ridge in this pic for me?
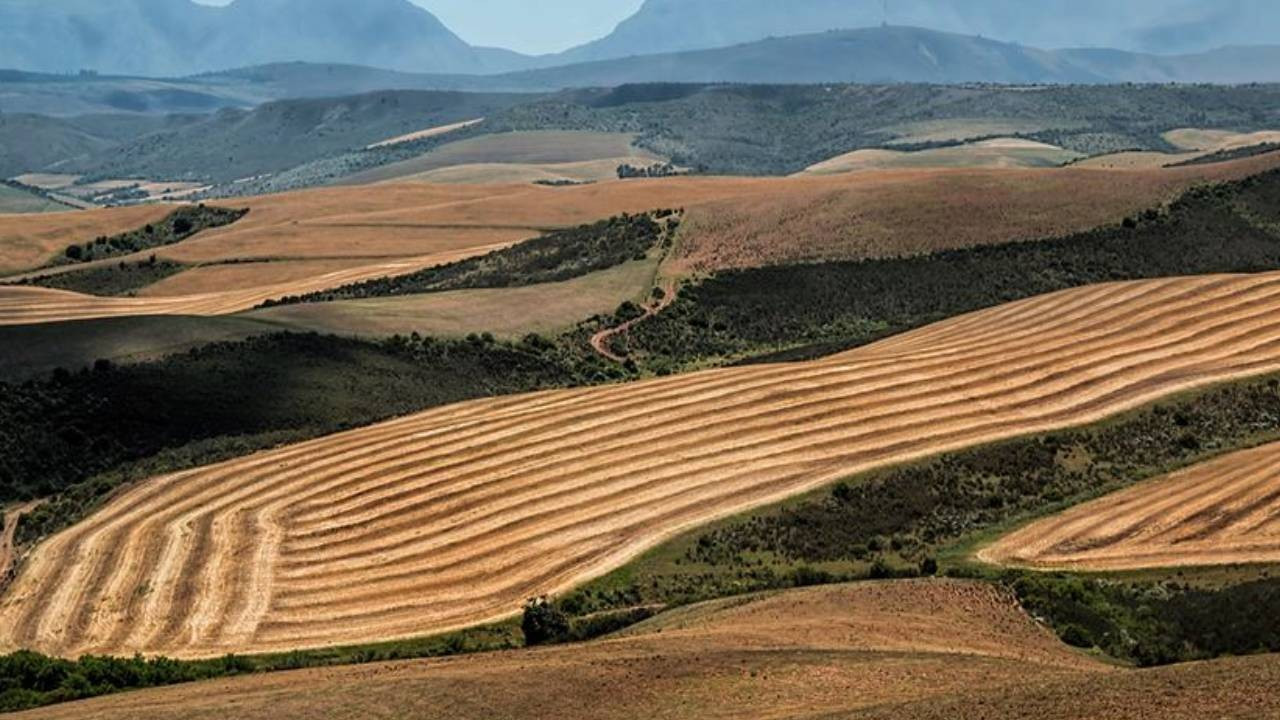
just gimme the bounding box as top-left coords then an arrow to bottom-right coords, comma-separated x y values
882,0 -> 890,27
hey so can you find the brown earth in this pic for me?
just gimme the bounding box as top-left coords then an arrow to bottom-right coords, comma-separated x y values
980,440 -> 1280,572
15,581 -> 1280,720
9,270 -> 1280,658
12,580 -> 1114,720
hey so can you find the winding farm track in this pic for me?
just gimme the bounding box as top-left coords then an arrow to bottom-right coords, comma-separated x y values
981,440 -> 1280,571
589,278 -> 676,362
11,271 -> 1280,657
0,244 -> 510,326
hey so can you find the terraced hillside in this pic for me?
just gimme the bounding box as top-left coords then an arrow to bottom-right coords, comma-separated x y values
7,270 -> 1280,657
981,440 -> 1280,571
16,581 -> 1280,720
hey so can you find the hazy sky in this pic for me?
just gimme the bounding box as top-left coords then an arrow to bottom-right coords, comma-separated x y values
417,0 -> 644,54
193,0 -> 645,55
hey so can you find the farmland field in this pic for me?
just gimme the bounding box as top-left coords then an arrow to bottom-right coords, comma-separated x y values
981,440 -> 1280,571
247,258 -> 660,339
7,270 -> 1280,657
0,205 -> 176,276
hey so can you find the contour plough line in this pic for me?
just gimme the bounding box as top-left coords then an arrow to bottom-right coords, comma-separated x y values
7,271 -> 1280,657
980,439 -> 1280,571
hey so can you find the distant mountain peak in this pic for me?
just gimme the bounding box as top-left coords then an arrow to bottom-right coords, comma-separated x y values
0,0 -> 531,77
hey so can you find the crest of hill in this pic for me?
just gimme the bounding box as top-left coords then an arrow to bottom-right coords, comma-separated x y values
506,26 -> 1280,88
554,0 -> 1280,64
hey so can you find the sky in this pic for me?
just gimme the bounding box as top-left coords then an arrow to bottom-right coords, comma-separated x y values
193,0 -> 645,55
416,0 -> 644,54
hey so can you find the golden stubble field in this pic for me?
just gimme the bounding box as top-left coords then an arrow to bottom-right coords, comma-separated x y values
7,270 -> 1280,658
981,439 -> 1280,571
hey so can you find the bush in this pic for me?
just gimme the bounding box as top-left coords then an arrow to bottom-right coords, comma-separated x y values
522,597 -> 570,646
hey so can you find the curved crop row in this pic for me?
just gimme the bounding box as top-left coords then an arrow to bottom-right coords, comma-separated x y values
6,271 -> 1280,657
981,440 -> 1280,571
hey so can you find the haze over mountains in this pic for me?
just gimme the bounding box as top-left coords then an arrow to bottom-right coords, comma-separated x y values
3,0 -> 1280,81
560,0 -> 1280,63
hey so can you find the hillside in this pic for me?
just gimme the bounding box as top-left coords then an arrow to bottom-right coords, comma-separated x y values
0,114 -> 205,179
5,580 -> 1160,720
509,27 -> 1280,88
554,0 -> 1280,62
0,0 -> 531,77
56,90 -> 531,184
7,267 -> 1280,658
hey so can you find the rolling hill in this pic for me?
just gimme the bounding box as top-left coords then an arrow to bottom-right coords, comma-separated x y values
505,27 -> 1280,88
6,268 -> 1280,658
54,90 -> 530,184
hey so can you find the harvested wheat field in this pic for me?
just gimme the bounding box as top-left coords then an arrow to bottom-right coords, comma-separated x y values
981,440 -> 1280,572
670,150 -> 1280,273
0,204 -> 175,275
0,245 -> 509,326
17,581 -> 1280,720
9,270 -> 1280,657
11,580 -> 1112,720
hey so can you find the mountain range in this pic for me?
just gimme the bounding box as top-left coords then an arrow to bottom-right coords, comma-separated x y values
3,0 -> 1280,79
4,24 -> 1280,118
0,0 -> 526,77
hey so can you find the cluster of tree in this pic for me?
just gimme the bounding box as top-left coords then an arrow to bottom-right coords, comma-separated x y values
531,178 -> 595,187
616,162 -> 683,179
1011,574 -> 1280,667
623,169 -> 1280,371
0,650 -> 253,713
57,205 -> 247,266
522,597 -> 657,647
16,255 -> 186,297
264,210 -> 679,307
